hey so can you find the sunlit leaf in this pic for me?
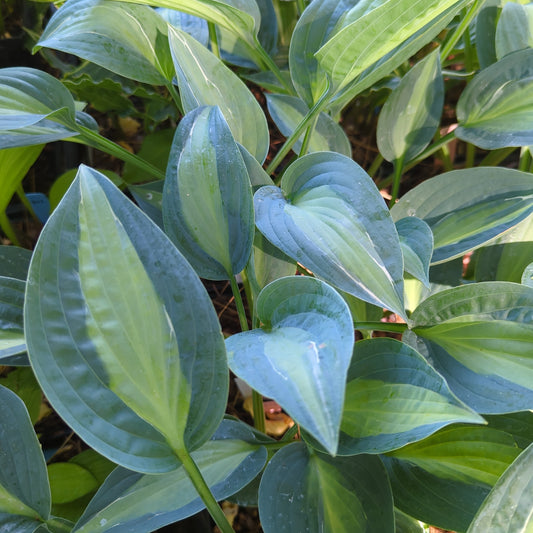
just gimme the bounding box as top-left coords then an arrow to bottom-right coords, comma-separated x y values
407,282 -> 533,413
456,48 -> 533,149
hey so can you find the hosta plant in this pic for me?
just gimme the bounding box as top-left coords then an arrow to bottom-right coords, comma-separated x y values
1,0 -> 533,532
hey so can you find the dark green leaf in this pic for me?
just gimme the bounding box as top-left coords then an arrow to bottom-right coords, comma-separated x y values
0,368 -> 41,424
48,464 -> 99,505
227,276 -> 354,455
0,276 -> 26,364
258,442 -> 394,533
25,166 -> 228,473
162,106 -> 254,280
254,152 -> 406,317
0,246 -> 31,280
0,385 -> 50,521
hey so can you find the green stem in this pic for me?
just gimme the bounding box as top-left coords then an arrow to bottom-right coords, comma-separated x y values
296,0 -> 306,15
208,21 -> 221,59
462,24 -> 475,75
16,184 -> 39,223
254,41 -> 295,95
440,142 -> 454,172
266,85 -> 330,175
354,321 -> 408,334
388,155 -> 405,207
166,82 -> 184,115
479,146 -> 517,167
178,449 -> 235,533
440,0 -> 485,63
280,423 -> 300,442
46,517 -> 74,533
367,152 -> 384,178
230,276 -> 266,433
465,142 -> 476,168
519,146 -> 532,172
75,125 -> 166,181
0,211 -> 20,246
299,114 -> 318,158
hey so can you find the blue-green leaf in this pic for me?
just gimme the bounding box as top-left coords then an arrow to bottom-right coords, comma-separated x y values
266,94 -> 351,157
495,2 -> 533,60
377,49 -> 443,164
391,167 -> 533,264
254,152 -> 406,317
407,282 -> 533,413
25,165 -> 228,473
337,338 -> 483,455
0,276 -> 26,365
35,0 -> 174,85
168,25 -> 269,163
0,385 -> 50,521
456,48 -> 533,149
467,442 -> 533,532
523,262 -> 533,287
226,276 -> 354,455
396,217 -> 433,287
73,420 -> 267,532
0,246 -> 32,280
162,106 -> 254,280
259,442 -> 394,533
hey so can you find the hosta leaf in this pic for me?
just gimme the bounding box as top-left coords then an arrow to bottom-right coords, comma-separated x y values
25,165 -> 228,473
156,8 -> 209,47
476,1 -> 499,69
168,26 -> 269,163
316,0 -> 466,94
265,94 -> 351,157
254,152 -> 406,317
456,48 -> 533,149
523,262 -> 533,287
129,180 -> 164,229
485,411 -> 533,450
407,282 -> 533,413
474,213 -> 533,283
258,442 -> 394,533
289,0 -> 356,107
395,217 -> 433,287
0,276 -> 26,365
384,425 -> 522,531
0,385 -> 50,521
336,338 -> 483,455
117,0 -> 259,46
162,106 -> 254,280
395,509 -> 424,533
329,1 -> 470,115
467,442 -> 533,532
48,464 -> 99,505
226,276 -> 354,455
391,167 -> 533,264
35,0 -> 174,85
377,49 -> 443,164
73,419 -> 267,532
495,2 -> 533,60
0,246 -> 31,280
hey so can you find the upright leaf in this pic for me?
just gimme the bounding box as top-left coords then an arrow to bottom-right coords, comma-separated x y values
468,442 -> 533,532
391,167 -> 533,264
73,420 -> 267,533
254,152 -> 406,317
336,338 -> 483,456
407,282 -> 533,413
495,2 -> 533,59
316,0 -> 466,94
25,166 -> 228,473
162,106 -> 254,280
35,0 -> 174,85
377,49 -> 443,164
259,442 -> 394,533
168,26 -> 269,163
226,276 -> 354,455
0,385 -> 50,523
456,48 -> 533,149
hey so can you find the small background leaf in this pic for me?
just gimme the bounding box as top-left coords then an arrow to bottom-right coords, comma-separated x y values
396,217 -> 433,286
